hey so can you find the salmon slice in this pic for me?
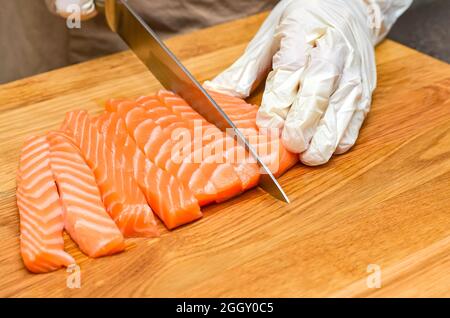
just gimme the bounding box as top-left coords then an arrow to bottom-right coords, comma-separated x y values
207,90 -> 298,177
94,111 -> 202,229
47,132 -> 125,257
16,136 -> 75,273
135,99 -> 247,202
106,99 -> 243,206
106,100 -> 219,206
61,110 -> 159,237
151,91 -> 260,190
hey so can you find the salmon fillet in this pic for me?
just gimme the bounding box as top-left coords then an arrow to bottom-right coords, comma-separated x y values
61,110 -> 159,237
16,136 -> 75,273
106,100 -> 243,206
207,90 -> 298,177
151,91 -> 260,191
94,111 -> 202,230
47,132 -> 125,257
16,88 -> 298,273
133,96 -> 249,186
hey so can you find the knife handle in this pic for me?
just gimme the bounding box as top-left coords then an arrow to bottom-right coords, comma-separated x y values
94,0 -> 104,8
98,0 -> 121,32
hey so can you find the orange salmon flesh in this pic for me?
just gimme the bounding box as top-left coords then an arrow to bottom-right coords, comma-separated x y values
16,90 -> 297,273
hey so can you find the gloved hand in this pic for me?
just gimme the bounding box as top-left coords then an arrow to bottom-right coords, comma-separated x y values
204,0 -> 412,166
45,0 -> 98,20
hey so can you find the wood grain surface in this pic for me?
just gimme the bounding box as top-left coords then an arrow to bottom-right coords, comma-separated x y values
0,13 -> 449,298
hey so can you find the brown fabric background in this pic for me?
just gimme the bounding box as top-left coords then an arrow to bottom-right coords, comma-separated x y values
1,0 -> 434,84
1,0 -> 69,83
1,0 -> 278,84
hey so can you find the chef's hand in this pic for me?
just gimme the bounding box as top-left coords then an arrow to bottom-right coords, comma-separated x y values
204,0 -> 412,166
45,0 -> 97,20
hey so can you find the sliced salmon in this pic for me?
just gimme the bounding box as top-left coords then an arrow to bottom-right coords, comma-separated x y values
61,110 -> 159,237
47,132 -> 125,257
16,136 -> 75,273
149,91 -> 260,191
94,111 -> 202,230
106,99 -> 243,206
137,90 -> 260,184
207,90 -> 298,177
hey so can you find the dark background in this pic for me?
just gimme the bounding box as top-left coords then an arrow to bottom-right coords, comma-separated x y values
389,0 -> 449,63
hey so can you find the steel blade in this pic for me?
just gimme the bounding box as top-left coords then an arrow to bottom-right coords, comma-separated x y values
104,0 -> 289,202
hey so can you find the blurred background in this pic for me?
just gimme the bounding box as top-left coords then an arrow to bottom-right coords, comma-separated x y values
0,0 -> 448,84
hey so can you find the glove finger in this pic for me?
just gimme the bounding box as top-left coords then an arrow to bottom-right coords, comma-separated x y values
299,0 -> 376,161
256,6 -> 325,133
300,50 -> 363,166
281,28 -> 348,153
335,97 -> 370,154
203,0 -> 294,98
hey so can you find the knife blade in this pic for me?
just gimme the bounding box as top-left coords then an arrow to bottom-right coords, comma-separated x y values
102,0 -> 289,203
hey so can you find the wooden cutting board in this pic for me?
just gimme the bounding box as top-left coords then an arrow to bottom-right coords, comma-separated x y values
1,13 -> 449,298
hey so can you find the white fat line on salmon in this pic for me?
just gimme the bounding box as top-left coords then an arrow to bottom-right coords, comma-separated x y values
176,302 -> 210,316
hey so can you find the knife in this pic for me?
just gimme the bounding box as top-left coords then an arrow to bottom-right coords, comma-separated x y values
99,0 -> 289,203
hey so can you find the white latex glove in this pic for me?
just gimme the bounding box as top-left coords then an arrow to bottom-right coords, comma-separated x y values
45,0 -> 97,20
204,0 -> 412,166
